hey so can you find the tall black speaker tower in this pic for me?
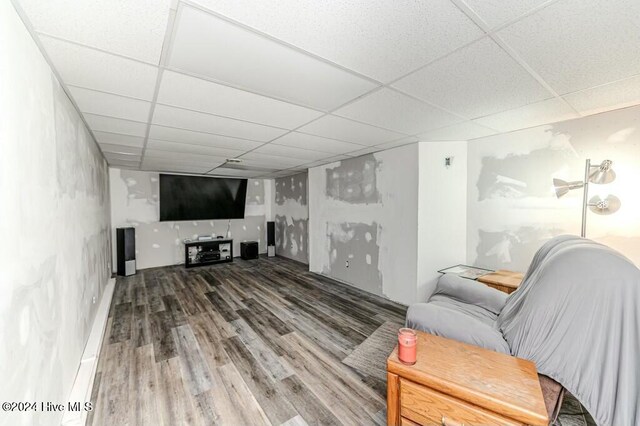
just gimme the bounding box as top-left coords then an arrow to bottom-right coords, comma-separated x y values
267,221 -> 275,257
116,227 -> 136,276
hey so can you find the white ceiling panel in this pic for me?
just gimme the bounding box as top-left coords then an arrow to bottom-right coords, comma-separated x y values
84,114 -> 148,137
393,38 -> 551,118
239,152 -> 307,168
19,0 -> 170,64
190,0 -> 484,82
149,125 -> 262,151
303,155 -> 353,169
297,115 -> 405,146
141,162 -> 213,174
103,152 -> 141,162
152,104 -> 287,142
497,0 -> 640,95
207,168 -> 265,178
342,146 -> 382,157
146,139 -> 244,158
40,36 -> 158,100
375,137 -> 419,150
99,143 -> 143,155
473,98 -> 579,132
563,74 -> 640,116
107,158 -> 141,168
418,121 -> 498,141
144,149 -> 226,165
335,88 -> 462,134
253,144 -> 329,161
270,132 -> 364,155
69,86 -> 151,122
461,0 -> 552,29
169,5 -> 377,110
157,71 -> 323,129
93,131 -> 145,147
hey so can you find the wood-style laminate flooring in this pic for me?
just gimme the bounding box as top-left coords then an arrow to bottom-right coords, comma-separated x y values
88,256 -> 407,426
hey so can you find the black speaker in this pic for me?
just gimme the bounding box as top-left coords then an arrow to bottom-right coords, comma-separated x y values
267,221 -> 275,257
116,227 -> 136,276
240,241 -> 259,260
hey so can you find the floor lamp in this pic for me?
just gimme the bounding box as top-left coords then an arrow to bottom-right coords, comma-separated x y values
553,159 -> 621,238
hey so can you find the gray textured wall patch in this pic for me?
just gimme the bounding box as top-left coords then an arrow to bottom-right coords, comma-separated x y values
275,173 -> 307,206
246,179 -> 265,205
325,154 -> 381,204
274,215 -> 308,263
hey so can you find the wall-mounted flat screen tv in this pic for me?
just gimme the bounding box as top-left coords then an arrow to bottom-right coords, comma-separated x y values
159,174 -> 248,221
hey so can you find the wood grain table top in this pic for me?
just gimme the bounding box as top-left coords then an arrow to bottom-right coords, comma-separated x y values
387,331 -> 548,425
477,269 -> 524,289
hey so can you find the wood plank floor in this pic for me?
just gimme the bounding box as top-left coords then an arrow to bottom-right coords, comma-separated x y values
88,256 -> 407,426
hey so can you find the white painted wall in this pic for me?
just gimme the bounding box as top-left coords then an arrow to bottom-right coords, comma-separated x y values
467,105 -> 640,271
417,141 -> 468,301
109,168 -> 272,270
0,3 -> 111,425
309,144 -> 419,305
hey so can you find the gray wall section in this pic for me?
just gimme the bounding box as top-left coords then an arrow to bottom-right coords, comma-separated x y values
309,144 -> 420,305
110,169 -> 269,270
468,104 -> 640,271
0,4 -> 111,424
274,172 -> 309,263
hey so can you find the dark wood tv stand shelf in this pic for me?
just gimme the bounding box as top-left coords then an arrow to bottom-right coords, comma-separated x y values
184,238 -> 233,268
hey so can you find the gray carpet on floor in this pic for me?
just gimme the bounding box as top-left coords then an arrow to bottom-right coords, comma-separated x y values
343,322 -> 597,426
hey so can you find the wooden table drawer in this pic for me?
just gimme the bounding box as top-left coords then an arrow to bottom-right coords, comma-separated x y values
400,379 -> 523,425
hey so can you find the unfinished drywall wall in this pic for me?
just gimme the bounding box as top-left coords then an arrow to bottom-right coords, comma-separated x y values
110,168 -> 271,270
468,105 -> 640,271
0,3 -> 111,424
274,172 -> 309,263
309,145 -> 419,305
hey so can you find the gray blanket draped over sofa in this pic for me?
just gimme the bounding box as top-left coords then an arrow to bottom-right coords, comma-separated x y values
406,236 -> 640,426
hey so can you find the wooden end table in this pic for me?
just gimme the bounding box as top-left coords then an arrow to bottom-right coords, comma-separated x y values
387,331 -> 548,426
477,270 -> 523,294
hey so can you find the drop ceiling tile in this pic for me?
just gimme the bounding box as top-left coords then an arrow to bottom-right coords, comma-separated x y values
418,121 -> 498,141
169,6 -> 377,110
19,0 -> 170,63
207,168 -> 265,178
461,0 -> 551,29
270,132 -> 364,154
496,0 -> 640,94
375,137 -> 419,150
141,162 -> 213,174
146,139 -> 244,158
103,152 -> 141,162
563,74 -> 640,116
304,155 -> 353,168
157,71 -> 323,128
149,125 -> 262,151
297,115 -> 405,146
93,131 -> 145,147
240,152 -> 307,168
152,104 -> 286,142
393,37 -> 551,118
69,87 -> 151,122
40,36 -> 158,100
473,98 -> 579,132
107,158 -> 141,168
253,144 -> 329,161
84,114 -> 148,137
99,143 -> 143,155
342,146 -> 382,157
190,0 -> 484,82
334,88 -> 462,134
144,150 -> 226,166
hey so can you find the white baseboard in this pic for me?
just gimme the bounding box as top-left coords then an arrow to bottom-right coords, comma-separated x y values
61,278 -> 115,426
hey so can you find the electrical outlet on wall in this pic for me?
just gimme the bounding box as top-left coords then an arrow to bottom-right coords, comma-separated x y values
345,260 -> 349,268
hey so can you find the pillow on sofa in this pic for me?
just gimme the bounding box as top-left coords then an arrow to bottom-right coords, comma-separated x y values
433,273 -> 508,315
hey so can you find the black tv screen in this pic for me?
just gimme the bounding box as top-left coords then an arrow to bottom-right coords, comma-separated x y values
159,174 -> 248,221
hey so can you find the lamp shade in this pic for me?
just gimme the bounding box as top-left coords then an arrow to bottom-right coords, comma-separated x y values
589,160 -> 616,184
589,195 -> 621,215
553,178 -> 584,198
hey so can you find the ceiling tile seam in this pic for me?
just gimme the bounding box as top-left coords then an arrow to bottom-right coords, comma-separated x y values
448,0 -> 582,117
382,86 -> 476,123
35,31 -> 161,67
83,112 -> 149,125
149,123 -> 274,144
66,84 -> 155,103
139,6 -> 180,169
8,0 -> 109,163
143,144 -> 246,157
559,71 -> 640,98
178,0 -> 383,86
457,0 -> 563,34
268,141 -> 369,154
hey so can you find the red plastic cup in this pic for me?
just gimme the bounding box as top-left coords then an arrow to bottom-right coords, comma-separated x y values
398,328 -> 417,365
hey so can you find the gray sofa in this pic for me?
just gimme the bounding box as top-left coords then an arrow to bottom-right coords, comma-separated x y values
405,235 -> 640,426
